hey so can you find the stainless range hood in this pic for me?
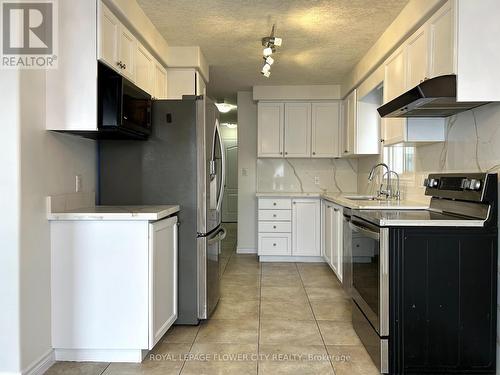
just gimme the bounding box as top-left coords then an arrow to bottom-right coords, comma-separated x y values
377,75 -> 489,118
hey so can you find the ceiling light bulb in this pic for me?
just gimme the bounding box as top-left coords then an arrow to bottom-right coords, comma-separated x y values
262,70 -> 271,78
265,56 -> 274,65
263,47 -> 273,57
214,103 -> 237,113
221,123 -> 237,129
272,37 -> 282,47
261,63 -> 271,73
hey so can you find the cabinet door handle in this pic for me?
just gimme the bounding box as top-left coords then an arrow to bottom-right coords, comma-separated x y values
273,214 -> 277,218
273,202 -> 277,206
285,152 -> 288,155
273,243 -> 277,247
334,208 -> 339,212
273,225 -> 276,229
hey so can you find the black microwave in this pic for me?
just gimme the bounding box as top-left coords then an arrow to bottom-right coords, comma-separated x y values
98,62 -> 152,139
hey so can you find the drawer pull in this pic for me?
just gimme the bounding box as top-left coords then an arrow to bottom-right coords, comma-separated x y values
273,214 -> 277,217
273,202 -> 277,206
273,243 -> 277,246
273,225 -> 277,229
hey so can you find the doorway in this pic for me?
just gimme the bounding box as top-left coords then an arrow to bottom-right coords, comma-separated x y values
220,123 -> 238,223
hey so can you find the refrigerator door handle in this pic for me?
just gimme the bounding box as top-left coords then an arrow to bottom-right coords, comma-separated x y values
208,226 -> 227,245
215,120 -> 226,213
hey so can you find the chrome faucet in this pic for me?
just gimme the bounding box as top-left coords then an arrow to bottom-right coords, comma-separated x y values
368,163 -> 397,200
382,170 -> 401,200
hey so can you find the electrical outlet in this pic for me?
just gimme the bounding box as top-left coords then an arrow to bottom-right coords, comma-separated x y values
314,176 -> 320,185
242,168 -> 248,177
75,175 -> 82,193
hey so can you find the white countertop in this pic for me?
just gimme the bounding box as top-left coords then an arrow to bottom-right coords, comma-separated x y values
47,205 -> 180,221
321,193 -> 429,210
256,192 -> 429,210
353,209 -> 485,227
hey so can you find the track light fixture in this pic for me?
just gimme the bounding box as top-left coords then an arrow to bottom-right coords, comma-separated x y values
260,24 -> 282,78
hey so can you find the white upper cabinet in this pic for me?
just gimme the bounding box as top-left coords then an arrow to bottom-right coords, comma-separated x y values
257,102 -> 284,158
135,43 -> 154,93
257,101 -> 341,159
382,44 -> 406,145
342,90 -> 356,156
98,2 -> 119,69
154,62 -> 168,99
384,46 -> 406,103
428,0 -> 456,78
311,102 -> 340,158
341,89 -> 379,156
406,25 -> 428,89
284,103 -> 311,158
118,27 -> 136,81
292,199 -> 321,257
98,0 -> 168,98
98,1 -> 136,80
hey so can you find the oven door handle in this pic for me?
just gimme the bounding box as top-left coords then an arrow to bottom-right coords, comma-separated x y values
349,222 -> 380,241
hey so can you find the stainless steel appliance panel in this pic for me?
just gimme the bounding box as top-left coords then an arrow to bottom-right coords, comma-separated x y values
350,217 -> 389,336
99,97 -> 220,324
342,209 -> 353,295
198,226 -> 225,319
202,98 -> 224,235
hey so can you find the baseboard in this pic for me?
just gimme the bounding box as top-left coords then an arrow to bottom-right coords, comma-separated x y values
236,247 -> 257,254
54,349 -> 147,363
23,349 -> 54,375
259,255 -> 325,262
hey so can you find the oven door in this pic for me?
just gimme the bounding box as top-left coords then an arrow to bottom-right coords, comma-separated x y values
350,217 -> 389,337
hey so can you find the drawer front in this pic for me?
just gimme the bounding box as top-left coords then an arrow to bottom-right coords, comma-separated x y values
259,198 -> 292,210
259,234 -> 291,256
259,221 -> 292,233
259,209 -> 292,221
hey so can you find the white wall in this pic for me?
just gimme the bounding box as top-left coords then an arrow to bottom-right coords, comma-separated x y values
0,70 -> 96,374
236,92 -> 257,253
0,70 -> 22,374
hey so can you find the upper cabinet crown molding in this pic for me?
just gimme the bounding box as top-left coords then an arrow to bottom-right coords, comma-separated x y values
257,101 -> 341,159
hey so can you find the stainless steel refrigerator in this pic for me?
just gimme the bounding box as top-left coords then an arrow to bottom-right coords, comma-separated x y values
98,96 -> 225,324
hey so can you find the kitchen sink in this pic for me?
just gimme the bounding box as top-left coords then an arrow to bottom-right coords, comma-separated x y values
343,195 -> 381,201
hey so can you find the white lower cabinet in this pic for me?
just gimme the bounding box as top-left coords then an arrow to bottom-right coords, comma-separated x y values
292,199 -> 321,256
258,197 -> 320,258
50,216 -> 178,362
321,200 -> 343,281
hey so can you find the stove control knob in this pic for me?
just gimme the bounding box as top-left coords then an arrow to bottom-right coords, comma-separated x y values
468,179 -> 482,191
424,178 -> 439,188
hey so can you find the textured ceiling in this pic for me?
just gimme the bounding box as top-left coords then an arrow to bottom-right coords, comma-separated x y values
137,0 -> 409,101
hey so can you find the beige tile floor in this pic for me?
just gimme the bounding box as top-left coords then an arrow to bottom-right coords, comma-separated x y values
45,223 -> 379,375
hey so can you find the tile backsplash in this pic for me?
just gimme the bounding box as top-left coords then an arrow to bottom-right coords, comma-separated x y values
257,158 -> 358,193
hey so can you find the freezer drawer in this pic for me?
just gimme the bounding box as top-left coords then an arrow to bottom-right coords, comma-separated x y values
197,226 -> 226,319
